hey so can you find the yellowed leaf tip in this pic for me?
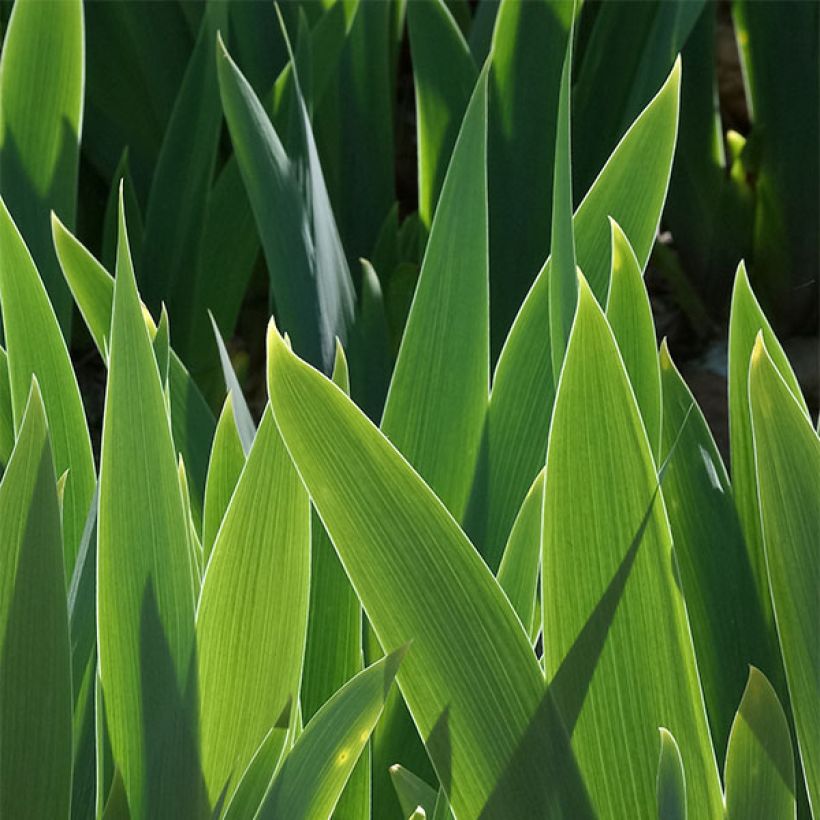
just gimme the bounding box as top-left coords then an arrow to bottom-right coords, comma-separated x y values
750,331 -> 766,368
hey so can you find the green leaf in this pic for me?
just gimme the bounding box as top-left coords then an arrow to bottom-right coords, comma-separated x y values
313,0 -> 396,264
0,380 -> 72,819
153,304 -> 170,391
0,347 -> 11,471
464,58 -> 682,569
390,764 -> 438,818
487,0 -> 574,353
267,323 -> 593,819
0,196 -> 95,574
573,0 -> 703,196
217,33 -> 356,374
83,1 -> 193,198
659,341 -> 776,760
606,220 -> 661,457
196,407 -> 310,808
141,2 -> 227,336
374,65 -> 490,810
348,258 -> 392,422
657,728 -> 686,820
51,214 -> 216,528
731,0 -> 818,330
97,195 -> 201,819
749,336 -> 819,812
497,469 -> 544,636
724,667 -> 795,820
201,394 -> 246,562
575,57 -> 681,303
185,156 -> 259,396
258,650 -> 404,819
382,65 -> 489,521
300,342 -> 367,816
407,0 -> 477,230
0,0 -> 83,333
728,264 -> 808,632
101,147 -> 144,275
209,311 -> 255,454
548,26 -> 577,379
542,277 -> 722,819
221,704 -> 291,820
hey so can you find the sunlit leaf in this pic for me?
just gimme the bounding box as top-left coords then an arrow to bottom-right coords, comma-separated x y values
749,336 -> 819,811
542,276 -> 722,818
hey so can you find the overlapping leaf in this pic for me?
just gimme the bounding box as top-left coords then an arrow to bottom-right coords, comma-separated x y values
542,277 -> 722,818
0,382 -> 72,819
749,337 -> 819,812
97,196 -> 200,818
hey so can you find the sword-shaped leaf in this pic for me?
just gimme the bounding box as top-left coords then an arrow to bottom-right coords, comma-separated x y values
728,264 -> 808,641
0,197 -> 94,573
217,34 -> 355,374
201,395 -> 245,562
97,194 -> 200,818
465,59 -> 681,568
749,337 -> 819,812
258,650 -> 404,820
51,214 -> 215,527
542,277 -> 722,819
267,323 -> 593,818
659,341 -> 776,759
606,219 -> 661,457
0,382 -> 71,819
382,65 -> 489,521
196,407 -> 310,809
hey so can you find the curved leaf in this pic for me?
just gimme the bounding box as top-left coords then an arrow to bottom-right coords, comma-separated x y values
0,197 -> 94,573
267,323 -> 592,818
258,650 -> 404,820
497,469 -> 544,636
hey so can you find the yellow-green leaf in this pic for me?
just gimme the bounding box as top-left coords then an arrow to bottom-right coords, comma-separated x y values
258,650 -> 404,820
542,277 -> 722,819
0,196 -> 94,574
97,195 -> 200,819
196,407 -> 310,808
749,337 -> 819,812
606,219 -> 661,457
267,323 -> 592,818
